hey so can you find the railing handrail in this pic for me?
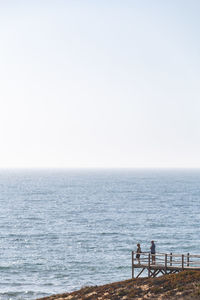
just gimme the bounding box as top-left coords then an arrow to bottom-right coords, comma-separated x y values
132,250 -> 200,269
133,251 -> 200,259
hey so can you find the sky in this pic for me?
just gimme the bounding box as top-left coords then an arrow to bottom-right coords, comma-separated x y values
0,0 -> 200,168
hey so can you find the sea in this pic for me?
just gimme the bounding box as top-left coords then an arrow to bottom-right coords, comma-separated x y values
0,169 -> 199,299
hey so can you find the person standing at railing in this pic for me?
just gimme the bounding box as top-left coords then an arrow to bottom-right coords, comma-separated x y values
136,243 -> 142,264
150,240 -> 156,264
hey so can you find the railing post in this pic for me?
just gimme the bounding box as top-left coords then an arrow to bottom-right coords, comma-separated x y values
182,254 -> 184,270
148,253 -> 151,278
187,253 -> 189,267
170,252 -> 172,266
165,254 -> 167,273
132,251 -> 134,278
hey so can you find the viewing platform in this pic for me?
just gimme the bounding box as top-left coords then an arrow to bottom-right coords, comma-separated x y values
132,251 -> 200,278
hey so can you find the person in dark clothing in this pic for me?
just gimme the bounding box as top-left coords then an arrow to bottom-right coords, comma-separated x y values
150,240 -> 156,264
136,243 -> 141,264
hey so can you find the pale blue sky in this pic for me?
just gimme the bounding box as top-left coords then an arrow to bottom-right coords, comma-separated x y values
0,1 -> 200,168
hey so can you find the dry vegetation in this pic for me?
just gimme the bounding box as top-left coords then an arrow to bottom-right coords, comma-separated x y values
37,270 -> 200,300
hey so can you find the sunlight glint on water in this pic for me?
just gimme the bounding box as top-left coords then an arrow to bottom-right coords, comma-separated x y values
0,169 -> 199,299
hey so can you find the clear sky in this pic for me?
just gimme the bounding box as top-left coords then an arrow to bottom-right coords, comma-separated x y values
0,0 -> 200,168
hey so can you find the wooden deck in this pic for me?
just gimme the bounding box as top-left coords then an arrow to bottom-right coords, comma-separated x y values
132,251 -> 200,278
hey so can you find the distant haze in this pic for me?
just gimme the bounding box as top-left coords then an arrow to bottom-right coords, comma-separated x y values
0,0 -> 200,168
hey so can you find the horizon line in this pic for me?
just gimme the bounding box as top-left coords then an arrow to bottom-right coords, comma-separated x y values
1,166 -> 200,170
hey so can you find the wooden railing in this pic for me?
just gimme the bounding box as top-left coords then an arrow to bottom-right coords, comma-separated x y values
132,252 -> 200,278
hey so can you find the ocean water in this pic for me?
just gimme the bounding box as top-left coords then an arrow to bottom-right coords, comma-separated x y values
0,169 -> 200,299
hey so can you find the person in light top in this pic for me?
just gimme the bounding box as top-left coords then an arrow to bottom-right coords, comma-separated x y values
136,243 -> 142,264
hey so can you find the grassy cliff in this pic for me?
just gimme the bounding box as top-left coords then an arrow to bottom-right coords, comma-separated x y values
38,270 -> 200,299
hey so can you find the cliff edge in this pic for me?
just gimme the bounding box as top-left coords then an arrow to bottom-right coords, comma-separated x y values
37,270 -> 200,299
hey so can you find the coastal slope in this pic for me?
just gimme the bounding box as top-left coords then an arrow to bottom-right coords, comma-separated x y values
38,270 -> 200,299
